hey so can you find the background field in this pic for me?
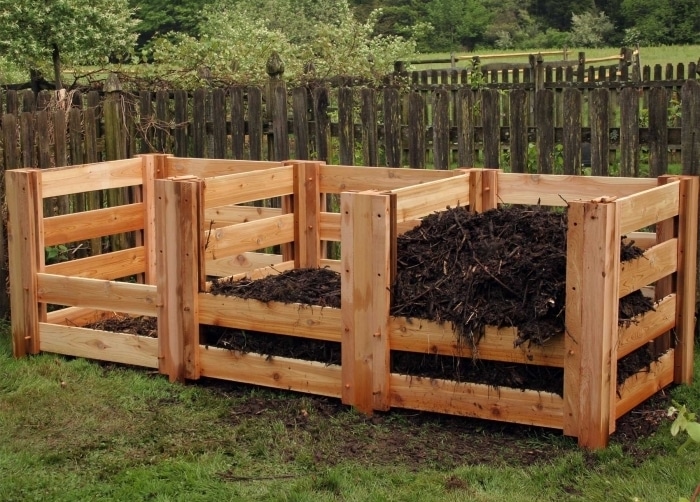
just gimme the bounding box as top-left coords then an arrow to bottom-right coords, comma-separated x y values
410,45 -> 700,71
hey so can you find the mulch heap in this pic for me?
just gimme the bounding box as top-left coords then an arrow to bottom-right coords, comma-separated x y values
210,205 -> 653,348
204,205 -> 659,395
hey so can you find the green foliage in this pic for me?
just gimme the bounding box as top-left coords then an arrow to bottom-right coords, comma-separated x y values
0,0 -> 138,84
147,0 -> 416,86
669,402 -> 700,453
128,0 -> 213,48
45,245 -> 71,265
569,11 -> 615,48
425,0 -> 492,51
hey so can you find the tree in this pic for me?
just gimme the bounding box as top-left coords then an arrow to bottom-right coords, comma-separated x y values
0,0 -> 138,89
569,11 -> 614,47
426,0 -> 492,51
528,0 -> 595,31
149,0 -> 416,86
621,0 -> 700,45
128,0 -> 214,48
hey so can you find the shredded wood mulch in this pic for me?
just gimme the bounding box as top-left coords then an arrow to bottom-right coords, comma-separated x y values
89,205 -> 660,396
209,205 -> 653,347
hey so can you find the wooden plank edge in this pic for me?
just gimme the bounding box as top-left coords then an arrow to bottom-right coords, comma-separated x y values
617,294 -> 676,358
389,373 -> 564,429
389,318 -> 564,367
199,346 -> 342,398
617,181 -> 680,235
46,307 -> 119,326
37,273 -> 158,316
39,323 -> 158,368
615,350 -> 674,419
198,294 -> 342,342
41,158 -> 145,198
618,238 -> 678,297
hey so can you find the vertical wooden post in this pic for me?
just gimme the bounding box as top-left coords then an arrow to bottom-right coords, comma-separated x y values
6,169 -> 44,357
290,161 -> 321,269
136,154 -> 170,285
468,169 -> 499,213
341,190 -> 394,413
674,176 -> 699,384
564,199 -> 620,448
654,176 -> 677,355
155,177 -> 203,382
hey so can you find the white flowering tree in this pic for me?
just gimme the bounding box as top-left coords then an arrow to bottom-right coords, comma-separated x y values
0,0 -> 138,89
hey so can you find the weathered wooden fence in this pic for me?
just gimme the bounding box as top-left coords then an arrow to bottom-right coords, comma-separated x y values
0,74 -> 699,318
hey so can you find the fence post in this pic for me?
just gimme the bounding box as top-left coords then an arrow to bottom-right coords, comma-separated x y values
155,177 -> 203,382
6,169 -> 43,356
341,190 -> 395,413
564,197 -> 620,449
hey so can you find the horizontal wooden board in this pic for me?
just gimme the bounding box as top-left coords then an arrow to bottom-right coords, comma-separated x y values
392,174 -> 469,221
204,214 -> 295,260
46,307 -> 115,327
200,347 -> 342,398
206,252 -> 284,278
166,157 -> 283,178
497,173 -> 657,207
44,203 -> 144,246
39,323 -> 158,368
41,158 -> 144,198
624,232 -> 656,250
199,294 -> 341,341
37,273 -> 158,316
203,166 -> 293,208
617,294 -> 676,358
320,212 -> 341,242
45,247 -> 146,280
617,181 -> 680,235
319,165 -> 458,193
229,261 -> 296,282
615,350 -> 674,419
390,318 -> 564,367
204,205 -> 282,227
389,373 -> 564,429
618,239 -> 678,297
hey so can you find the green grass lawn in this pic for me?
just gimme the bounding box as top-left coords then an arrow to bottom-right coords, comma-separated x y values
1,325 -> 699,501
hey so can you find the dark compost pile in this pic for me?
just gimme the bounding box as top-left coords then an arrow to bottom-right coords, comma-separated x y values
210,205 -> 652,348
391,205 -> 650,346
202,205 -> 658,394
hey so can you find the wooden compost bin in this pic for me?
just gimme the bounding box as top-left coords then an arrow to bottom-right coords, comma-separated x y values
6,154 -> 285,366
8,156 -> 698,450
155,164 -> 698,449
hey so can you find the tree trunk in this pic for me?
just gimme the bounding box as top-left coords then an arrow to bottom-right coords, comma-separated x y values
52,43 -> 62,90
